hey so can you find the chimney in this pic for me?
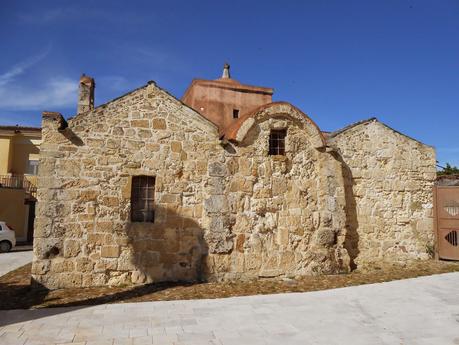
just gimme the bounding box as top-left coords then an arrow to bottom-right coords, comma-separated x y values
222,63 -> 231,79
77,74 -> 95,114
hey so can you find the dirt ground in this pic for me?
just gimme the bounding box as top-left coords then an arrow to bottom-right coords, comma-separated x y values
1,260 -> 458,310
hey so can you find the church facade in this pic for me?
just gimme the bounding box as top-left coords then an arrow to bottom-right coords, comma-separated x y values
32,65 -> 436,289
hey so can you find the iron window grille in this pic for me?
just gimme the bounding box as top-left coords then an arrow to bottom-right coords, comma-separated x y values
131,175 -> 155,222
269,129 -> 287,155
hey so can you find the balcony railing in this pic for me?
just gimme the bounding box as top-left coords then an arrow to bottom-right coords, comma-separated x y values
0,174 -> 37,198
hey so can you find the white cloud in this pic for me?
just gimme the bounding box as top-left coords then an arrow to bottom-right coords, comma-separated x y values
136,47 -> 170,65
0,46 -> 51,88
97,76 -> 131,92
0,46 -> 77,111
0,77 -> 77,111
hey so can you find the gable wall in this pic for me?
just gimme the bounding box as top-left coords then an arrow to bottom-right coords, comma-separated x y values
329,121 -> 436,267
32,84 -> 223,288
203,109 -> 351,280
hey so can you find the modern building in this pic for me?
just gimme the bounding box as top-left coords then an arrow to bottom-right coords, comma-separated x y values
0,125 -> 41,243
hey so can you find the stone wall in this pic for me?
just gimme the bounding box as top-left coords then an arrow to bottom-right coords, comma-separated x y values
328,119 -> 436,267
32,81 -> 436,289
32,83 -> 221,288
32,84 -> 350,289
204,103 -> 351,280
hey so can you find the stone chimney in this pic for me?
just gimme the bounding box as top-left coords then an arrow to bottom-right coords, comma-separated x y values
77,74 -> 95,114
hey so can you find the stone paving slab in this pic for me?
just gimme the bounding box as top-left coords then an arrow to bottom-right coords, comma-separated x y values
0,250 -> 32,277
0,272 -> 458,345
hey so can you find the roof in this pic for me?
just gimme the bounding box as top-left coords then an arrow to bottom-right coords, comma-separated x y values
327,118 -> 377,138
0,125 -> 41,133
223,101 -> 326,148
182,78 -> 274,102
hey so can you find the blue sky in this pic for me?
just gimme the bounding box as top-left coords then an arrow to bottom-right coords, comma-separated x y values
0,0 -> 458,167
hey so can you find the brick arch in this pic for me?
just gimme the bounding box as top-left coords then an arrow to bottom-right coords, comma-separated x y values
224,102 -> 326,149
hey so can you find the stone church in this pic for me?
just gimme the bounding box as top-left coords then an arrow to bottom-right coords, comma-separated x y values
32,64 -> 436,289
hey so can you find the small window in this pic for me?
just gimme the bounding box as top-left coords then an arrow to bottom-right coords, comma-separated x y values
26,160 -> 39,175
233,109 -> 239,119
131,176 -> 155,222
269,129 -> 287,155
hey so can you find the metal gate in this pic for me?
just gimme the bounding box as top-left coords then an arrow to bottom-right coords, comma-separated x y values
434,186 -> 459,260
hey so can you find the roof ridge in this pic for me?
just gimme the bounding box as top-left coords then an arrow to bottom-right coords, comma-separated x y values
67,80 -> 219,131
328,118 -> 377,138
0,125 -> 41,131
328,117 -> 432,148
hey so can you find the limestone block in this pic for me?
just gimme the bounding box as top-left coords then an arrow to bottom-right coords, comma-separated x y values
82,273 -> 107,287
205,231 -> 233,254
58,273 -> 83,288
131,270 -> 147,284
238,157 -> 252,176
138,129 -> 152,139
160,194 -> 180,204
75,257 -> 95,272
272,177 -> 287,195
130,119 -> 149,128
315,229 -> 336,247
170,141 -> 182,153
204,195 -> 228,213
229,177 -> 253,193
94,259 -> 117,272
236,234 -> 245,253
108,272 -> 130,286
208,162 -> 227,177
152,118 -> 167,129
64,239 -> 81,258
112,127 -> 124,135
79,190 -> 98,202
277,227 -> 289,246
101,245 -> 120,258
50,258 -> 74,273
31,260 -> 50,275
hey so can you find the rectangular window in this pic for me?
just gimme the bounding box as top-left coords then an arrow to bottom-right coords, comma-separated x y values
26,160 -> 39,175
269,129 -> 287,155
233,109 -> 239,119
131,176 -> 155,222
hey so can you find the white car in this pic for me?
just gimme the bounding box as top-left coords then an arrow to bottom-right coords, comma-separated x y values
0,222 -> 16,253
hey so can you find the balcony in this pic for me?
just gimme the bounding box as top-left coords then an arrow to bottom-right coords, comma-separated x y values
0,174 -> 37,199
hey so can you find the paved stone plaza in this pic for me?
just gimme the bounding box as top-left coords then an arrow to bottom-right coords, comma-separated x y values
0,272 -> 458,345
0,250 -> 32,277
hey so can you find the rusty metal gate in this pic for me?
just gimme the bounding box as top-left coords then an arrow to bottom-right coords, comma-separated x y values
434,186 -> 459,260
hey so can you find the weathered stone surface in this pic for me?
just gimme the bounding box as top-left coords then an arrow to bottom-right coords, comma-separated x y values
204,195 -> 228,213
33,82 -> 435,289
328,119 -> 436,267
152,118 -> 167,129
101,246 -> 120,258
